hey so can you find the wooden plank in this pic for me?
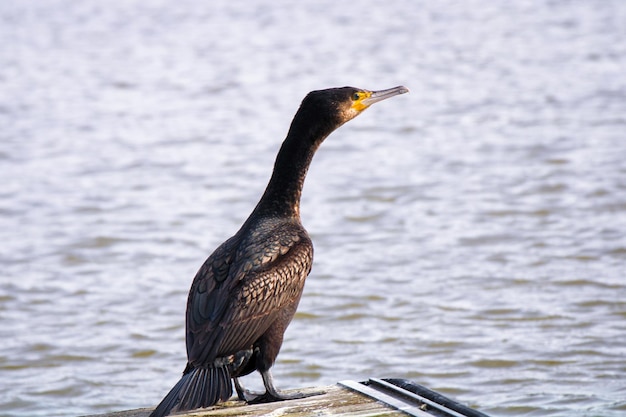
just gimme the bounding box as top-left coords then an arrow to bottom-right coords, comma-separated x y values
84,385 -> 406,417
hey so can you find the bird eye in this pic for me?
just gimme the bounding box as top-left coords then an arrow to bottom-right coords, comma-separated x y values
352,92 -> 361,101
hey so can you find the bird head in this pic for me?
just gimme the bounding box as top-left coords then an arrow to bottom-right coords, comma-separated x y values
342,85 -> 409,121
293,85 -> 409,142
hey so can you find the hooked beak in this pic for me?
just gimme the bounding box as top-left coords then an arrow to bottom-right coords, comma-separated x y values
361,86 -> 409,107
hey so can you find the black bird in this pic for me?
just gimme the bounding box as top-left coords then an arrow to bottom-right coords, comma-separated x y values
150,85 -> 409,417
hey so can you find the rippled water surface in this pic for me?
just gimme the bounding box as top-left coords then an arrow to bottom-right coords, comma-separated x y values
1,1 -> 625,416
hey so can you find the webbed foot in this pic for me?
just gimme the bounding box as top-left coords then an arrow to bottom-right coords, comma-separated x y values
241,369 -> 324,404
246,388 -> 324,404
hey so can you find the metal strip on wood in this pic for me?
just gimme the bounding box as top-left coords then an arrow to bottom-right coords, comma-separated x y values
339,380 -> 432,417
339,379 -> 490,417
369,379 -> 469,417
378,379 -> 491,417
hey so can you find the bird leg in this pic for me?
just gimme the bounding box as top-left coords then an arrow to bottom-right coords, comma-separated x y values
244,369 -> 325,404
233,377 -> 264,402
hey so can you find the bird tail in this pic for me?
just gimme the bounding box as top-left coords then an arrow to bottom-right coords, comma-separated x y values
149,364 -> 232,417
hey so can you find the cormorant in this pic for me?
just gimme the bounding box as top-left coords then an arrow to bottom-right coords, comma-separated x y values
150,85 -> 409,417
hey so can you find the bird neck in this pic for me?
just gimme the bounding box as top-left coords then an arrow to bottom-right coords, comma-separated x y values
252,118 -> 332,220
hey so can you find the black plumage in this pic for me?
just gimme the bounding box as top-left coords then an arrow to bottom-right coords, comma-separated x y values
150,85 -> 408,417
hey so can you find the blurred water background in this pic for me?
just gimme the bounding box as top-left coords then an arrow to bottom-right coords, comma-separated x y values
1,1 -> 625,416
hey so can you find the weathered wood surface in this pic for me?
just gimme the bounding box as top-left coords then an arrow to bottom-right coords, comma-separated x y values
85,385 -> 405,417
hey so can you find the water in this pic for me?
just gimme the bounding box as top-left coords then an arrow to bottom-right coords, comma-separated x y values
1,1 -> 625,416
